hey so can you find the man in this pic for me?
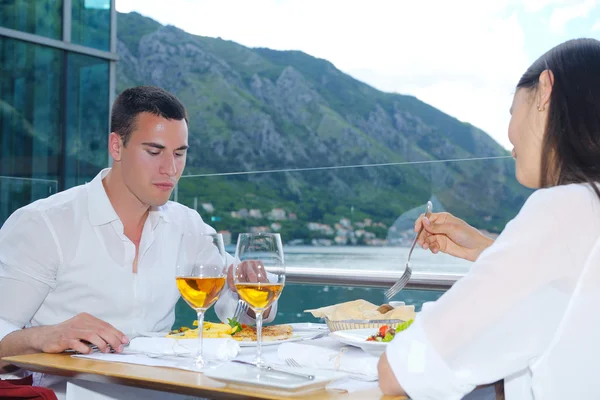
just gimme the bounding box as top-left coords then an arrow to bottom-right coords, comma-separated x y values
0,86 -> 275,396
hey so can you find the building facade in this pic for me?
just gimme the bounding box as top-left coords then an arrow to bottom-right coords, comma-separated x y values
0,0 -> 117,224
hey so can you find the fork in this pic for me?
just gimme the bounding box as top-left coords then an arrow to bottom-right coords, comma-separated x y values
384,201 -> 433,300
285,358 -> 303,368
232,298 -> 249,320
285,358 -> 377,382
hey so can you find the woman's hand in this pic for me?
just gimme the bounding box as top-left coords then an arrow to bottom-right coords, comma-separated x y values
414,212 -> 494,262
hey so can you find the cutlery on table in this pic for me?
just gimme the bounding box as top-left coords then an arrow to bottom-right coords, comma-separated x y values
285,358 -> 377,382
231,359 -> 315,380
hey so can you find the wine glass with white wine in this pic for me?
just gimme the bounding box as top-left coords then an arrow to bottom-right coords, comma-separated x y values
234,233 -> 285,366
176,232 -> 227,369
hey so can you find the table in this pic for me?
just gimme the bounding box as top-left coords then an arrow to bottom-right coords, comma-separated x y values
2,353 -> 406,400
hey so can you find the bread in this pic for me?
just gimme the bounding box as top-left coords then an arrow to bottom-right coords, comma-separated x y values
305,300 -> 416,321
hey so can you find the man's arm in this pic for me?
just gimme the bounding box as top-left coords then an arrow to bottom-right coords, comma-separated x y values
0,209 -> 128,371
187,210 -> 277,325
0,314 -> 129,371
214,262 -> 276,325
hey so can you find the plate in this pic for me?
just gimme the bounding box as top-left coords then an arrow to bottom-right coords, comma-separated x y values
236,331 -> 320,347
287,323 -> 328,331
135,331 -> 170,338
204,361 -> 346,395
329,328 -> 388,357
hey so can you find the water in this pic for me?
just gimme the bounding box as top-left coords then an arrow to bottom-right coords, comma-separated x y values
283,245 -> 472,274
174,246 -> 471,329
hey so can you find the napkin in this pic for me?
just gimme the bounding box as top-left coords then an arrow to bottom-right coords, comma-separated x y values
277,342 -> 378,379
127,337 -> 240,361
72,338 -> 240,373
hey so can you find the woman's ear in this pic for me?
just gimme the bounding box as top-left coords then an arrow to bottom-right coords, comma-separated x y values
537,69 -> 554,111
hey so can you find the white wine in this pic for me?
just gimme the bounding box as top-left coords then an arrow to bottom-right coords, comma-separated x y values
176,276 -> 226,309
235,282 -> 284,310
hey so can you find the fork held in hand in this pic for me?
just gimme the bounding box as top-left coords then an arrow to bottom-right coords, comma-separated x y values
232,298 -> 248,320
384,201 -> 433,300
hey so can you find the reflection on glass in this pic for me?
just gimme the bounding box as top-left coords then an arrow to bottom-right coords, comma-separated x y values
71,0 -> 111,51
65,53 -> 109,188
0,0 -> 62,39
0,38 -> 63,224
0,178 -> 58,226
0,38 -> 110,225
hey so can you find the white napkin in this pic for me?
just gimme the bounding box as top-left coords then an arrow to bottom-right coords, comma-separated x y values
73,338 -> 240,373
277,342 -> 378,379
127,337 -> 240,361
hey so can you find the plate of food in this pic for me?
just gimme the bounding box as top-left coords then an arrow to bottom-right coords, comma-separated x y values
166,319 -> 320,346
329,320 -> 414,357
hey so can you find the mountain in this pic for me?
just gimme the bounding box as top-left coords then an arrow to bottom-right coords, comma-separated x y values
115,12 -> 531,241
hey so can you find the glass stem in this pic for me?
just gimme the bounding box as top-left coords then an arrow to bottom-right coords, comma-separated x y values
196,309 -> 205,366
255,309 -> 264,365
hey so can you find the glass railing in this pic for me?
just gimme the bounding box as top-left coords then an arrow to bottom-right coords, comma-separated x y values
173,156 -> 533,327
0,176 -> 58,225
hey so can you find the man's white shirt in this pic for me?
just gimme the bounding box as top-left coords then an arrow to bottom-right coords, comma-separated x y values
0,168 -> 276,350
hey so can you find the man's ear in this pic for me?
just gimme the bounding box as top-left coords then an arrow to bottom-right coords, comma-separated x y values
108,132 -> 124,162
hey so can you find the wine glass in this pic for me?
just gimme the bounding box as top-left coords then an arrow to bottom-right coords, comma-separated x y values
234,232 -> 285,366
176,232 -> 227,368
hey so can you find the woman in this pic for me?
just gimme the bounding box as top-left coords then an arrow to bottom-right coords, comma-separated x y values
378,38 -> 600,399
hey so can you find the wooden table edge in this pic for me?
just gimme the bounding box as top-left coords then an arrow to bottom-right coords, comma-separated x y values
2,353 -> 405,400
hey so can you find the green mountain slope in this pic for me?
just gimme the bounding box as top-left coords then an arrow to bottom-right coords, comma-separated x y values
116,12 -> 531,239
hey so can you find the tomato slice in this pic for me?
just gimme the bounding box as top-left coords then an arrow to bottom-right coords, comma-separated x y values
378,325 -> 388,336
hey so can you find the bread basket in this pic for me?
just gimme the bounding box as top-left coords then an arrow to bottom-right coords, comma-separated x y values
324,317 -> 406,332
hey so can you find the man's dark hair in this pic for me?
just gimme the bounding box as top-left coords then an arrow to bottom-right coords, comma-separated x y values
110,86 -> 188,146
517,38 -> 600,200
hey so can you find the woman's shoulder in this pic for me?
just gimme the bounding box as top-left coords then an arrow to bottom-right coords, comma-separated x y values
523,182 -> 600,212
515,183 -> 600,233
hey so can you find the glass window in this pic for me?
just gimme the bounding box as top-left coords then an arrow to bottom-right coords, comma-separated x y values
0,0 -> 62,40
0,37 -> 63,224
71,0 -> 111,51
64,53 -> 109,188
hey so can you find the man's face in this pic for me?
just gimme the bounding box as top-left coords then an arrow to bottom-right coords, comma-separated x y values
117,112 -> 188,207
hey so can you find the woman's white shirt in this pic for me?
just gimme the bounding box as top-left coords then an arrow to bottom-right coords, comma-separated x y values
386,183 -> 600,400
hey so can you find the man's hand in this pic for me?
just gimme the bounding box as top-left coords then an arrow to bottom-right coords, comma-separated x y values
414,212 -> 494,262
227,261 -> 272,319
35,312 -> 129,354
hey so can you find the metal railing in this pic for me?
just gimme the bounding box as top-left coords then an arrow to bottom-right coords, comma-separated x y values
285,267 -> 461,291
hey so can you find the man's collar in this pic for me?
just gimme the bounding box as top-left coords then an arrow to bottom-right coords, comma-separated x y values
87,168 -> 119,226
149,204 -> 171,226
87,168 -> 171,226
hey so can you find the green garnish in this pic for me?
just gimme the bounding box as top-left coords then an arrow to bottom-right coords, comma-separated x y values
395,319 -> 414,332
227,317 -> 242,334
382,332 -> 395,342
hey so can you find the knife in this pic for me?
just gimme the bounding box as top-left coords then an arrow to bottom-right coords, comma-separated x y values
231,360 -> 315,380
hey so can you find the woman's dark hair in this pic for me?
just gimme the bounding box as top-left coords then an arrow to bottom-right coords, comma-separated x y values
110,86 -> 188,146
517,38 -> 600,200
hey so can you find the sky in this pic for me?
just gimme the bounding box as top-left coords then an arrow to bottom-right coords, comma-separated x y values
115,0 -> 600,150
